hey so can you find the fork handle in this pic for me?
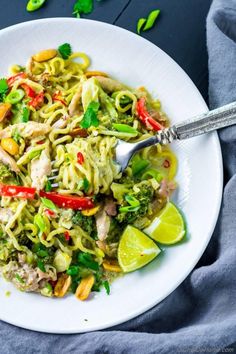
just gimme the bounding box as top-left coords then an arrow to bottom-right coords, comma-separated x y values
174,100 -> 236,140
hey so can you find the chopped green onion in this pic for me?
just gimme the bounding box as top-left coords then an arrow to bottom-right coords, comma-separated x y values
83,178 -> 90,193
58,43 -> 72,60
143,9 -> 160,32
28,149 -> 42,160
142,168 -> 163,182
119,205 -> 140,213
5,89 -> 25,104
137,18 -> 147,34
78,252 -> 99,271
112,123 -> 138,135
41,197 -> 57,211
15,273 -> 24,284
26,0 -> 46,12
22,107 -> 30,123
12,129 -> 21,143
45,180 -> 52,192
37,259 -> 46,272
34,214 -> 46,233
67,265 -> 80,276
103,280 -> 110,295
125,195 -> 140,207
131,155 -> 150,176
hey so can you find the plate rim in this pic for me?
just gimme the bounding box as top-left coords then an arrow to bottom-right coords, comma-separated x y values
0,17 -> 223,333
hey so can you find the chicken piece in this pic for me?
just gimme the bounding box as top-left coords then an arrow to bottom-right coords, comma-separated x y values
95,209 -> 111,241
69,86 -> 82,117
0,208 -> 13,223
0,122 -> 51,139
52,117 -> 68,129
104,198 -> 117,216
96,76 -> 126,93
0,146 -> 20,173
30,149 -> 51,190
159,179 -> 176,198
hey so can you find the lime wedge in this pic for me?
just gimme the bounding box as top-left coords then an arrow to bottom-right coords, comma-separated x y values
145,202 -> 186,245
118,225 -> 161,273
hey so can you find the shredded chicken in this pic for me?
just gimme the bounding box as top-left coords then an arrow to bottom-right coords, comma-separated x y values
30,149 -> 51,190
96,76 -> 126,93
2,256 -> 57,293
95,209 -> 111,241
52,117 -> 69,129
104,198 -> 117,216
69,86 -> 82,116
0,122 -> 51,139
0,146 -> 20,173
159,179 -> 176,198
0,208 -> 13,223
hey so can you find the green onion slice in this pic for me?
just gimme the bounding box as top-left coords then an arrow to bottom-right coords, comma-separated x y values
143,9 -> 160,31
5,89 -> 25,104
26,0 -> 46,12
137,18 -> 147,34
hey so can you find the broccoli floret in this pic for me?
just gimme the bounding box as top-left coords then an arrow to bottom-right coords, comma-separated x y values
72,211 -> 97,238
0,162 -> 17,184
116,181 -> 154,225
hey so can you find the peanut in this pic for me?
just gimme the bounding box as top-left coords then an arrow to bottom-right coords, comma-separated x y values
54,274 -> 72,298
75,274 -> 95,301
0,103 -> 12,122
102,260 -> 122,273
1,138 -> 19,156
33,49 -> 57,63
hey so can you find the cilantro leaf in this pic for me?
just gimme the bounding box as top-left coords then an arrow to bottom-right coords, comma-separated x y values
103,280 -> 110,295
58,43 -> 72,60
83,178 -> 90,193
73,0 -> 93,18
80,101 -> 100,129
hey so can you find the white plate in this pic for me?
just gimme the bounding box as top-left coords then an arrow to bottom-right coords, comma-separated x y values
0,18 -> 223,333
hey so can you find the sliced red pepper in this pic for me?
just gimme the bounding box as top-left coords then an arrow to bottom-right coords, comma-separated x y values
64,231 -> 70,241
7,72 -> 27,87
52,92 -> 67,106
29,92 -> 44,109
0,184 -> 36,199
136,97 -> 163,131
21,83 -> 36,98
37,140 -> 45,145
77,152 -> 84,165
44,208 -> 55,218
39,191 -> 94,210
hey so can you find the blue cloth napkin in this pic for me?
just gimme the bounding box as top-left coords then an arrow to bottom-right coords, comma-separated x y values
1,0 -> 236,353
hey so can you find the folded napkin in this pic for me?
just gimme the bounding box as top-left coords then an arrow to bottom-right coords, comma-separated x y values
1,1 -> 236,353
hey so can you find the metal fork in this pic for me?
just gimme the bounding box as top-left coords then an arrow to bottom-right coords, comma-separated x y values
49,100 -> 236,185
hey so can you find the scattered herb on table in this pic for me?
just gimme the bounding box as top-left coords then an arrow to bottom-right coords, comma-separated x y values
137,9 -> 161,35
26,0 -> 47,12
73,0 -> 93,18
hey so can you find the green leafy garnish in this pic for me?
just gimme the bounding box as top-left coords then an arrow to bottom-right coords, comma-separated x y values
83,178 -> 90,193
67,265 -> 80,276
0,78 -> 9,101
73,0 -> 93,18
41,197 -> 57,211
15,273 -> 24,284
34,214 -> 46,233
78,252 -> 99,271
137,18 -> 146,34
80,101 -> 100,129
45,180 -> 52,192
103,280 -> 110,295
58,43 -> 72,60
37,259 -> 46,272
22,107 -> 30,123
143,9 -> 161,31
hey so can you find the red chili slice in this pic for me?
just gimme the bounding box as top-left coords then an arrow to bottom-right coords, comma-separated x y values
0,184 -> 36,199
21,83 -> 36,98
7,72 -> 27,87
136,97 -> 163,131
39,191 -> 95,210
77,152 -> 84,165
